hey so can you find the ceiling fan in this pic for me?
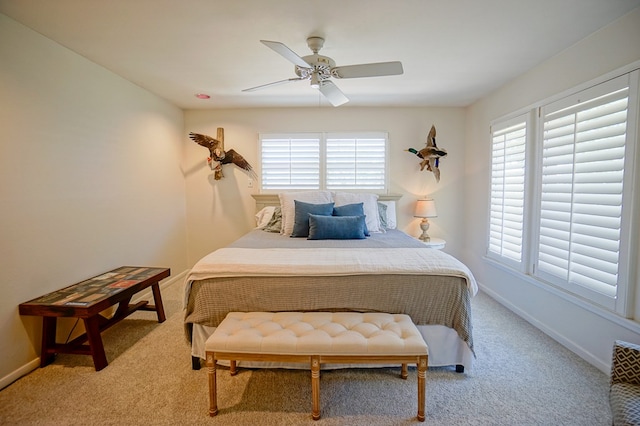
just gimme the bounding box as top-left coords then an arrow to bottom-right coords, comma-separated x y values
242,36 -> 404,107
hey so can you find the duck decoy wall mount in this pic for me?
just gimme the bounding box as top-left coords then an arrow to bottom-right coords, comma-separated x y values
189,128 -> 256,181
406,125 -> 447,182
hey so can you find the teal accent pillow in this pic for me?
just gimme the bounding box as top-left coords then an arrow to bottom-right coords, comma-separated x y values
308,214 -> 367,240
333,203 -> 369,236
291,200 -> 334,237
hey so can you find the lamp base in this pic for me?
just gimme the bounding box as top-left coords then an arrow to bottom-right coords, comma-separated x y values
418,218 -> 431,242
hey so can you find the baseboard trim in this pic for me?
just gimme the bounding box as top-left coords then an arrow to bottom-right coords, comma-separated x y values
1,268 -> 188,391
0,358 -> 40,391
478,283 -> 610,374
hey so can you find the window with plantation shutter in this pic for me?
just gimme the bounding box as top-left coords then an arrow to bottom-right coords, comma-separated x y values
535,75 -> 633,310
488,117 -> 527,267
260,132 -> 388,191
486,68 -> 639,315
326,134 -> 386,190
260,134 -> 321,190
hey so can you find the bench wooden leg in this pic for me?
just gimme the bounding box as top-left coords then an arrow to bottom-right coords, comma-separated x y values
230,360 -> 237,376
40,317 -> 57,367
84,316 -> 108,371
207,353 -> 218,416
150,283 -> 166,323
417,356 -> 427,422
311,356 -> 321,420
401,363 -> 408,379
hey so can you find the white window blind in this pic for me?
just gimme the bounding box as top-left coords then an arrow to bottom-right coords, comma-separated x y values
260,134 -> 321,190
488,117 -> 527,266
486,68 -> 639,314
260,132 -> 387,191
326,134 -> 386,189
536,76 -> 630,304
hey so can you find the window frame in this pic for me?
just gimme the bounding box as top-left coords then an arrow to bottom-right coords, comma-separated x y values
259,131 -> 389,193
486,113 -> 531,272
533,73 -> 638,314
486,67 -> 640,317
259,133 -> 322,191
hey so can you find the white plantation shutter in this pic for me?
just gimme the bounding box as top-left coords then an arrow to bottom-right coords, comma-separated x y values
485,69 -> 638,314
326,134 -> 386,189
536,75 -> 631,307
260,134 -> 321,189
488,117 -> 527,267
260,132 -> 387,191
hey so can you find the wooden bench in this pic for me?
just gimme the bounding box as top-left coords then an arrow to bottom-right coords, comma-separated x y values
205,311 -> 428,421
19,266 -> 170,371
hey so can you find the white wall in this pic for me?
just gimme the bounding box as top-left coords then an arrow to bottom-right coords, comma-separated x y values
0,14 -> 188,384
4,5 -> 635,388
183,107 -> 466,266
464,8 -> 640,373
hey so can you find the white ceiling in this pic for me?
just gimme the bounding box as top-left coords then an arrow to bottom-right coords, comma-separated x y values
1,0 -> 639,109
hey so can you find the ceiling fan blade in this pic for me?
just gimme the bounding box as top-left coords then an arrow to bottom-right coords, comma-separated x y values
332,61 -> 404,79
318,81 -> 349,107
260,40 -> 310,69
242,77 -> 303,92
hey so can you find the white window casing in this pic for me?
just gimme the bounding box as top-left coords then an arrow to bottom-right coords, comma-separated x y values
260,132 -> 388,192
486,67 -> 639,317
535,72 -> 638,315
326,133 -> 386,190
487,115 -> 528,270
260,133 -> 321,190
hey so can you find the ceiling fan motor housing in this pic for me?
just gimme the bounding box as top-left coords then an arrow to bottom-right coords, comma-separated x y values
295,54 -> 335,81
293,37 -> 335,82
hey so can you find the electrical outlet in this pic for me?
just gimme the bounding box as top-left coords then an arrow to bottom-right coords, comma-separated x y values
248,178 -> 253,188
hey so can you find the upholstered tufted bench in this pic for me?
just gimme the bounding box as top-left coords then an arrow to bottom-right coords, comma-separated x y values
205,311 -> 428,421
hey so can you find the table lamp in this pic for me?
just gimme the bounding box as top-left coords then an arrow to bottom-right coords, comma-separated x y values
414,198 -> 437,242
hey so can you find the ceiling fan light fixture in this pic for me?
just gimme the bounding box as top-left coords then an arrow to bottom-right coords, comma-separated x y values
310,72 -> 320,89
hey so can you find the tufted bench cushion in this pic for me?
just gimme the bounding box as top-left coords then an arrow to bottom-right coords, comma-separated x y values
207,311 -> 429,356
205,311 -> 428,421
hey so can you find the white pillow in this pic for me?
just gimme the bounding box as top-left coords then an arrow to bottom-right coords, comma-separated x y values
378,201 -> 397,229
278,191 -> 333,236
332,192 -> 382,233
255,206 -> 276,229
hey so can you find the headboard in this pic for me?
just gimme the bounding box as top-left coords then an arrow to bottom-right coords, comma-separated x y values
251,193 -> 402,212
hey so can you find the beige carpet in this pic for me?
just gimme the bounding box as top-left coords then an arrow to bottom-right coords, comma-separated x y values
0,280 -> 611,425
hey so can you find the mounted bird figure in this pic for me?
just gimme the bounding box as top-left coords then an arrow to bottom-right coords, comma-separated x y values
188,129 -> 257,181
405,125 -> 447,182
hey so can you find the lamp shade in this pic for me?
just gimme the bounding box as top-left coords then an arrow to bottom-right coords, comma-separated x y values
414,199 -> 437,218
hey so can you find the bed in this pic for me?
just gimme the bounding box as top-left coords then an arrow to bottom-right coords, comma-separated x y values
184,191 -> 477,372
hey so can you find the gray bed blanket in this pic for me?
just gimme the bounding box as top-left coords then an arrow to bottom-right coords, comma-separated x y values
184,229 -> 475,353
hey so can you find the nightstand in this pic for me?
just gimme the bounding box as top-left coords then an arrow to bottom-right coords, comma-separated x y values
420,237 -> 446,250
